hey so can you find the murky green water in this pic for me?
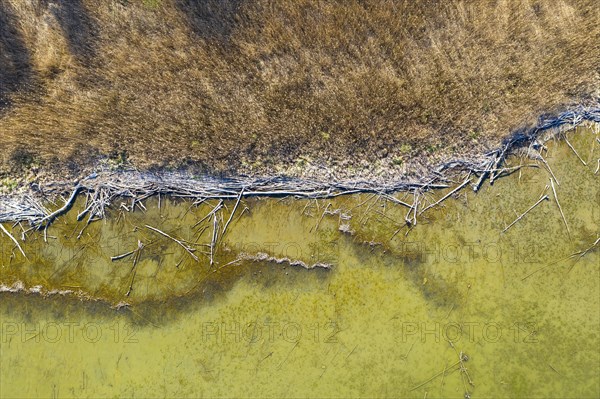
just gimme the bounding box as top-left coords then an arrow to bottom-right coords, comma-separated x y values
1,127 -> 599,398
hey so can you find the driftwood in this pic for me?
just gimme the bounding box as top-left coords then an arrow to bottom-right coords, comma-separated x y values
111,249 -> 136,261
564,136 -> 587,166
193,200 -> 223,228
221,188 -> 243,238
549,178 -> 570,236
383,194 -> 413,209
567,236 -> 600,273
472,140 -> 522,191
125,240 -> 144,297
0,223 -> 27,259
502,187 -> 549,233
420,175 -> 471,215
473,159 -> 493,192
1,106 -> 598,227
405,190 -> 420,226
210,213 -> 218,266
468,106 -> 600,192
410,360 -> 462,391
36,184 -> 83,229
489,143 -> 511,184
535,152 -> 560,186
77,193 -> 93,221
145,224 -> 199,262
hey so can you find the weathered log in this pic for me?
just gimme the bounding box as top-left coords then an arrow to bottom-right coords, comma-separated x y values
37,185 -> 83,229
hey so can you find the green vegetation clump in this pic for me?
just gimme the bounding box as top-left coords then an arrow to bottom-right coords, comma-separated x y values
0,0 -> 598,178
0,177 -> 18,192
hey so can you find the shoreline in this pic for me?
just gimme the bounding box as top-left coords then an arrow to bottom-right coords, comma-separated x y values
1,104 -> 599,224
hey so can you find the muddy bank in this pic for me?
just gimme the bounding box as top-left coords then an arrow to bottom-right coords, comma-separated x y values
1,105 -> 599,224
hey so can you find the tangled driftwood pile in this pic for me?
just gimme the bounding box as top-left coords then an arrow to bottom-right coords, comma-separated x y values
1,105 -> 599,227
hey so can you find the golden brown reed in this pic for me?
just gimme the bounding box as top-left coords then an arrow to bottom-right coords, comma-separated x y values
0,0 -> 598,179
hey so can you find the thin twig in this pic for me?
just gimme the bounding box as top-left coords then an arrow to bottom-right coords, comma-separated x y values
382,194 -> 413,209
537,153 -> 560,185
145,224 -> 199,261
126,241 -> 144,297
111,249 -> 136,261
210,213 -> 219,266
359,196 -> 379,225
564,136 -> 587,166
550,178 -> 570,237
409,360 -> 461,391
222,189 -> 244,238
0,223 -> 27,259
193,200 -> 223,228
314,203 -> 332,232
349,193 -> 377,211
567,236 -> 600,273
419,175 -> 471,215
502,187 -> 549,233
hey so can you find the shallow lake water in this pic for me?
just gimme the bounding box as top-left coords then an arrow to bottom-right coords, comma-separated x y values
1,126 -> 599,398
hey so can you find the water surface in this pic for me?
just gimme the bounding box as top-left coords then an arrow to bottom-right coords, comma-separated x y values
1,127 -> 599,398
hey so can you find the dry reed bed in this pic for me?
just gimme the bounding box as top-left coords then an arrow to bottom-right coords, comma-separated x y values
1,0 -> 599,180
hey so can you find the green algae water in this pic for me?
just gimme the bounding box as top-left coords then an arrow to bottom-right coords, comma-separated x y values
1,127 -> 599,398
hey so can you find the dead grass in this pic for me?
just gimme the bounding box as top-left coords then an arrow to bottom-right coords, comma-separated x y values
0,0 -> 598,179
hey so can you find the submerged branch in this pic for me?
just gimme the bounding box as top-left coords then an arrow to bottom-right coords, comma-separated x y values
550,178 -> 570,237
502,187 -> 549,233
420,175 -> 471,215
0,223 -> 27,259
36,185 -> 83,229
221,188 -> 243,239
567,236 -> 600,273
145,224 -> 199,262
